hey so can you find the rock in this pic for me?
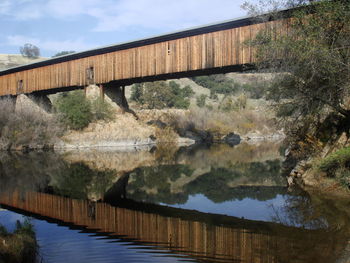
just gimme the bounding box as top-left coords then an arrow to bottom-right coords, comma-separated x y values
149,135 -> 157,141
147,120 -> 167,129
223,133 -> 241,146
182,130 -> 213,143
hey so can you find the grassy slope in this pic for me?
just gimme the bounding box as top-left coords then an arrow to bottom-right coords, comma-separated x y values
0,54 -> 46,71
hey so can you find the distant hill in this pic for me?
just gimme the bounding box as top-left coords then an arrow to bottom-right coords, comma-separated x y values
0,54 -> 46,71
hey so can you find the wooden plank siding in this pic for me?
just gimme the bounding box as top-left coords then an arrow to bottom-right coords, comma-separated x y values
0,190 -> 341,263
0,18 -> 289,96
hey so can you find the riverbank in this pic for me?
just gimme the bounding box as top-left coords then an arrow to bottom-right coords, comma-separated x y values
287,132 -> 350,197
0,218 -> 37,263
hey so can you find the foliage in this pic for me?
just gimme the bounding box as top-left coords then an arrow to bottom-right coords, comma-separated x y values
14,218 -> 35,236
54,90 -> 114,130
192,74 -> 240,95
52,162 -> 116,200
185,161 -> 283,203
128,165 -> 194,205
318,147 -> 350,177
130,81 -> 193,109
127,159 -> 283,205
242,83 -> 267,99
0,97 -> 63,150
19,43 -> 40,58
169,107 -> 276,136
0,218 -> 37,263
130,83 -> 143,103
54,90 -> 92,130
245,0 -> 350,140
52,51 -> 75,57
91,98 -> 114,121
196,94 -> 207,108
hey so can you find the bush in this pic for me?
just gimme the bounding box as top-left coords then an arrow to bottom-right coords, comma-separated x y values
242,83 -> 267,99
91,98 -> 114,121
196,94 -> 207,108
130,81 -> 193,109
52,51 -> 75,58
192,74 -> 241,95
318,147 -> 350,178
130,83 -> 143,103
336,168 -> 350,189
54,90 -> 92,130
0,218 -> 37,263
0,97 -> 62,150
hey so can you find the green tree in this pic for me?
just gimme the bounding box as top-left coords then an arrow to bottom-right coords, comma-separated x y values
52,51 -> 75,57
131,81 -> 193,109
130,83 -> 144,103
20,43 -> 40,58
193,74 -> 240,95
141,81 -> 175,109
55,90 -> 92,130
244,0 -> 350,137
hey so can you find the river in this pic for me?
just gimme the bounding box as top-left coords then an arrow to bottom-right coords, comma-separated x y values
0,142 -> 349,263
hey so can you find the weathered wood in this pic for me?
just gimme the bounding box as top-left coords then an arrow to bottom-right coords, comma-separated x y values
0,190 -> 344,263
0,17 -> 290,97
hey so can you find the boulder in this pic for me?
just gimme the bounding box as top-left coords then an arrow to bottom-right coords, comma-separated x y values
223,133 -> 241,146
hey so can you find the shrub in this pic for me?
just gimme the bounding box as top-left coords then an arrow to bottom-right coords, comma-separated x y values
0,218 -> 37,263
54,90 -> 93,130
318,147 -> 350,177
196,94 -> 207,108
91,98 -> 114,121
130,81 -> 193,109
242,83 -> 267,99
192,74 -> 241,95
0,97 -> 63,150
336,168 -> 350,189
169,107 -> 277,136
130,83 -> 143,103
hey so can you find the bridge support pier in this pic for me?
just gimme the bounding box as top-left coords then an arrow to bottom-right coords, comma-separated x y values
15,94 -> 52,114
104,83 -> 138,119
29,93 -> 53,112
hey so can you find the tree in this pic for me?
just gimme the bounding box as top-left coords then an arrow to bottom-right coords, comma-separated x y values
52,51 -> 75,58
244,0 -> 350,138
130,81 -> 193,109
19,43 -> 40,58
141,81 -> 176,109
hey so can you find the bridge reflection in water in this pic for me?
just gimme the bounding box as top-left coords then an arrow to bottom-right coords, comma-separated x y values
0,190 -> 344,263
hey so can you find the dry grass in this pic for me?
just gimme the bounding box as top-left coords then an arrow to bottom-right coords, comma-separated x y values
61,112 -> 156,145
0,97 -> 63,150
0,220 -> 37,263
0,234 -> 37,263
168,107 -> 277,136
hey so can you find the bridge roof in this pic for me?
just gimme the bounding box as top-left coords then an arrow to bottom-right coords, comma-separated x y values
0,8 -> 294,77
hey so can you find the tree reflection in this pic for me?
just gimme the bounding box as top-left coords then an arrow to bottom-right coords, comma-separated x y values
269,191 -> 329,229
50,162 -> 117,200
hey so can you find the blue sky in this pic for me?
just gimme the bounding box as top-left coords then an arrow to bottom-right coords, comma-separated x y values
0,0 -> 252,57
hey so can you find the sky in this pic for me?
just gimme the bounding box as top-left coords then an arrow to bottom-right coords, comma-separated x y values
0,0 -> 253,57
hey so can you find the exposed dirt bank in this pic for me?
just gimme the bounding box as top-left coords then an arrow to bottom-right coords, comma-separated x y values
287,132 -> 350,197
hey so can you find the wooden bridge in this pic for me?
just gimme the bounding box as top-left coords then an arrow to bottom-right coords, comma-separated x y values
0,11 -> 291,104
0,190 -> 345,263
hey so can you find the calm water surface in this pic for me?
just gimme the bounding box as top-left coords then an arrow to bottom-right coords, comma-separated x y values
0,142 -> 350,263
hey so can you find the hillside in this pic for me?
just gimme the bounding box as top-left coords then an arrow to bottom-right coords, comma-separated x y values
0,54 -> 46,71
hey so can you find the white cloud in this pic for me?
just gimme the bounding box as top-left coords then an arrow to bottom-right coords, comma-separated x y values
0,0 -> 12,14
7,35 -> 95,53
85,0 -> 250,32
2,0 -> 249,31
